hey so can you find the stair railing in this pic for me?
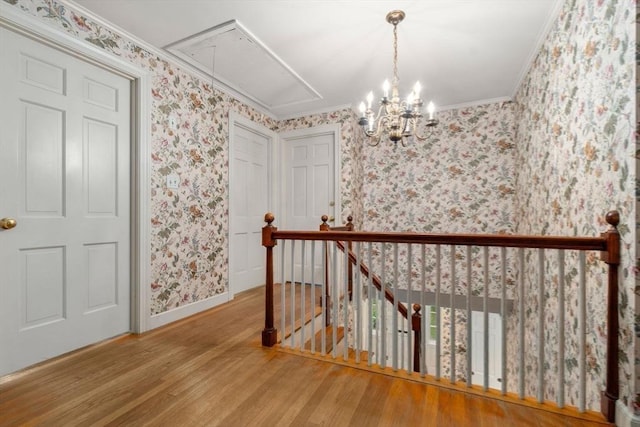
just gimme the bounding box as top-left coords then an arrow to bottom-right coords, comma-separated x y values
261,211 -> 620,423
320,215 -> 422,372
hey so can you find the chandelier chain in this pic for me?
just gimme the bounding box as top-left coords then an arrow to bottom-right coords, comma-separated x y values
392,23 -> 399,89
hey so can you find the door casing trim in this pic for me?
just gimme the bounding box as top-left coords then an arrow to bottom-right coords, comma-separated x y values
278,123 -> 342,230
0,2 -> 151,333
228,111 -> 278,298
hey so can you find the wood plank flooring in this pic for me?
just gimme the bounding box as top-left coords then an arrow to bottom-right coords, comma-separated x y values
0,285 -> 612,426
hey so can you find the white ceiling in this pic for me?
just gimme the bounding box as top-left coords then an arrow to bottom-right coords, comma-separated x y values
71,0 -> 562,119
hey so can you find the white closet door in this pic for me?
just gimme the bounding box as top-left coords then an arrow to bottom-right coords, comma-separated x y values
0,28 -> 131,375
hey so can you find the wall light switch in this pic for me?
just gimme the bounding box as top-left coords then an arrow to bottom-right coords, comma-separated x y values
169,115 -> 179,130
166,174 -> 180,189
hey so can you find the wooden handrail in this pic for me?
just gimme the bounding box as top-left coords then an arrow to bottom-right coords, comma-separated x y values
333,239 -> 408,318
269,230 -> 607,251
262,211 -> 620,422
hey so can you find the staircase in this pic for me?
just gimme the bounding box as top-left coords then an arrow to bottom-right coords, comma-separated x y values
280,284 -> 368,364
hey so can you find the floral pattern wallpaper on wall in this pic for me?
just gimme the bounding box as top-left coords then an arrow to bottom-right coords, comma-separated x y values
513,0 -> 635,409
4,0 -> 638,415
361,102 -> 517,235
4,0 -> 277,315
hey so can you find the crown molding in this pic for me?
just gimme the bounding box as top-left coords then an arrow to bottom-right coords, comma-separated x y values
62,0 -> 277,121
510,0 -> 565,99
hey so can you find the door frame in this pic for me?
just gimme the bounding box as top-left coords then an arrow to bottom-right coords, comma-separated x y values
0,4 -> 151,333
278,123 -> 342,230
228,111 -> 278,299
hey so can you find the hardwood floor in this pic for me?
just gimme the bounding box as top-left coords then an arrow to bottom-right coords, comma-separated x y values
0,286 -> 612,426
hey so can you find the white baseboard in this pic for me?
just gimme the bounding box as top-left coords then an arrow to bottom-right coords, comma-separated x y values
617,400 -> 640,427
148,292 -> 232,330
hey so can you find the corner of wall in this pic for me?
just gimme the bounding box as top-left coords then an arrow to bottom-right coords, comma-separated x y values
617,400 -> 640,427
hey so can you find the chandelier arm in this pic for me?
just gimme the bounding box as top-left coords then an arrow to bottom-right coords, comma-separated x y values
411,123 -> 437,141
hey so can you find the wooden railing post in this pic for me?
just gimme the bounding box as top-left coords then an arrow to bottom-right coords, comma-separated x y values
345,215 -> 354,301
320,215 -> 331,326
412,304 -> 422,373
261,213 -> 278,347
600,210 -> 620,422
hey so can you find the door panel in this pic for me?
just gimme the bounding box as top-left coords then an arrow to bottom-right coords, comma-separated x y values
471,311 -> 503,389
229,123 -> 270,295
282,130 -> 336,284
0,28 -> 131,375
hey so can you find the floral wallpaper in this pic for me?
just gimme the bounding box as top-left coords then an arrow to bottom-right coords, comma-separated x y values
4,0 -> 638,416
361,101 -> 517,235
357,101 -> 520,393
513,0 -> 636,410
4,0 -> 278,315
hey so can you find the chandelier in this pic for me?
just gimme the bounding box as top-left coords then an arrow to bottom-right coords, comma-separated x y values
358,10 -> 438,146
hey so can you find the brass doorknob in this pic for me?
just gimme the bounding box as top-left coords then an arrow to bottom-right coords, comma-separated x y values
0,218 -> 17,230
328,216 -> 335,222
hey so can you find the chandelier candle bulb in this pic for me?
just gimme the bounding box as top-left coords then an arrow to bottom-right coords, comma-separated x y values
358,10 -> 439,146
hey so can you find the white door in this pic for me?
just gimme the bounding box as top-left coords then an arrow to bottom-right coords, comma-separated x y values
229,121 -> 271,295
471,311 -> 503,389
281,126 -> 338,284
0,28 -> 131,376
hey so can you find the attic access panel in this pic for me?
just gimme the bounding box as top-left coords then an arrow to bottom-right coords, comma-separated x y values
164,20 -> 321,111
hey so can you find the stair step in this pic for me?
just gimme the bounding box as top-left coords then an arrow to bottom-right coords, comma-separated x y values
282,306 -> 323,340
304,325 -> 345,353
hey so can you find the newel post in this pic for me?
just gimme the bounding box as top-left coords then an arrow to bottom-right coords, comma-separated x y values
345,215 -> 354,301
262,213 -> 278,347
412,304 -> 422,373
600,210 -> 620,422
320,215 -> 331,326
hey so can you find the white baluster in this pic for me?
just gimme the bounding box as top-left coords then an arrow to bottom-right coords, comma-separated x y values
332,241 -> 338,359
466,246 -> 472,388
343,243 -> 349,361
280,241 -> 286,348
420,244 -> 427,377
483,246 -> 489,391
310,241 -> 316,354
501,246 -> 507,395
393,243 -> 399,371
381,243 -> 387,369
538,248 -> 545,403
518,248 -> 525,399
300,241 -> 306,351
355,241 -> 362,363
290,240 -> 296,348
579,251 -> 586,412
557,250 -> 565,408
450,245 -> 456,384
367,242 -> 374,367
407,244 -> 413,374
435,244 -> 441,380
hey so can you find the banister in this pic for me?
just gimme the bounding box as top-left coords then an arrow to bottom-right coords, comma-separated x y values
334,239 -> 408,318
262,210 -> 621,422
270,230 -> 607,251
